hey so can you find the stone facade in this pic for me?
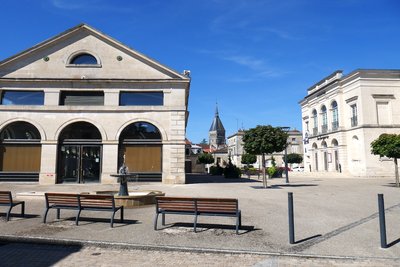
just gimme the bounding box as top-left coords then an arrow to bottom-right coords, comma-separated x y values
300,69 -> 400,177
0,24 -> 190,184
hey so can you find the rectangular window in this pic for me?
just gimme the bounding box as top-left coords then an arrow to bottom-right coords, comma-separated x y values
350,104 -> 358,127
1,91 -> 44,105
60,91 -> 104,105
120,92 -> 163,106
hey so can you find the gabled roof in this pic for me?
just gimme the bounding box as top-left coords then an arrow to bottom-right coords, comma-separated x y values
0,23 -> 189,80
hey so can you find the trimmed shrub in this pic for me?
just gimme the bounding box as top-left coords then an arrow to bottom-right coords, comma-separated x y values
210,165 -> 224,175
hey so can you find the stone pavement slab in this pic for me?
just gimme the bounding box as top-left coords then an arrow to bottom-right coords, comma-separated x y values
0,174 -> 399,266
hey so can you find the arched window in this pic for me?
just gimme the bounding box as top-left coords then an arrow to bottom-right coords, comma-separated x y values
1,121 -> 41,140
321,141 -> 327,149
119,122 -> 162,173
321,105 -> 327,133
0,122 -> 41,175
312,109 -> 318,135
331,139 -> 338,147
70,53 -> 98,65
59,122 -> 101,142
331,101 -> 339,130
120,122 -> 162,141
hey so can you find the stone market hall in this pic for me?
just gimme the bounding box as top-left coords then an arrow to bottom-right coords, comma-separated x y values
0,24 -> 190,184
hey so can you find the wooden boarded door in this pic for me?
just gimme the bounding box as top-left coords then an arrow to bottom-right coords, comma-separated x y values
0,145 -> 41,172
123,145 -> 162,172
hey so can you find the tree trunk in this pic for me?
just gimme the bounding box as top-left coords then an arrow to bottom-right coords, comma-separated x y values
262,153 -> 267,188
395,158 -> 399,187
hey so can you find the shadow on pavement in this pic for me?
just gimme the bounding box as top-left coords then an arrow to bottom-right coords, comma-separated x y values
70,217 -> 139,228
0,242 -> 82,267
387,237 -> 400,248
250,184 -> 318,189
382,183 -> 400,188
294,234 -> 322,244
159,222 -> 258,235
0,213 -> 40,221
186,174 -> 258,184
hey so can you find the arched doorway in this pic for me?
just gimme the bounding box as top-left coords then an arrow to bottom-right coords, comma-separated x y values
332,139 -> 339,171
312,143 -> 318,171
321,141 -> 328,171
119,122 -> 162,174
0,121 -> 41,181
57,122 -> 102,183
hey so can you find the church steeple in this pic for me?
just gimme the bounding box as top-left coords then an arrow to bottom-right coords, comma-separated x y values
209,104 -> 226,149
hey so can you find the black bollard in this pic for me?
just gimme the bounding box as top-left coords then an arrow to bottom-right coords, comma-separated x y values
378,194 -> 387,249
288,192 -> 295,244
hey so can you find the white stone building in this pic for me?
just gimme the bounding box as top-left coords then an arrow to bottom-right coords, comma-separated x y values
227,129 -> 303,169
227,130 -> 245,168
0,24 -> 190,184
300,69 -> 400,177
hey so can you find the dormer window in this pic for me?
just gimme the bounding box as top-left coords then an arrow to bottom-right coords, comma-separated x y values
71,53 -> 97,64
67,51 -> 101,67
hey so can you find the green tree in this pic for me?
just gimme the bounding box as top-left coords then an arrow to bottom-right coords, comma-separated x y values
241,153 -> 257,178
243,125 -> 288,188
371,133 -> 400,187
284,153 -> 303,164
197,153 -> 214,165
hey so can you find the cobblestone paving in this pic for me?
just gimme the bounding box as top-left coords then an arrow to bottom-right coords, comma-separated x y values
0,242 -> 399,267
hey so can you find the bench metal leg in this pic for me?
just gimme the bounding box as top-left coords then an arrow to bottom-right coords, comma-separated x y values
111,211 -> 117,228
154,213 -> 159,230
162,213 -> 165,226
43,208 -> 50,223
235,211 -> 241,234
194,214 -> 198,233
120,207 -> 124,222
21,202 -> 25,218
57,208 -> 61,219
76,209 -> 82,226
6,206 -> 13,222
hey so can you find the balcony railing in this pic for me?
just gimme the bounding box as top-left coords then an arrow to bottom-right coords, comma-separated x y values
321,124 -> 328,134
351,116 -> 358,127
312,127 -> 318,136
332,121 -> 339,131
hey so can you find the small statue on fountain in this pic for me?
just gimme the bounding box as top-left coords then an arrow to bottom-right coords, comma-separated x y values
118,155 -> 129,183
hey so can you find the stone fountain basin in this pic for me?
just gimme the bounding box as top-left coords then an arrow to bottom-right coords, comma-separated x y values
95,190 -> 165,208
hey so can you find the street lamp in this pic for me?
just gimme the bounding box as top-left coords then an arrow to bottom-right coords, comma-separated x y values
280,127 -> 290,183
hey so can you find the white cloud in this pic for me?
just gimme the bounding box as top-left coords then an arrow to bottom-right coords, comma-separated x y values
50,0 -> 132,12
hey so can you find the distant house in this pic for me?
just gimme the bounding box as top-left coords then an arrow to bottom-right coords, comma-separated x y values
228,129 -> 303,170
300,69 -> 400,177
0,24 -> 190,184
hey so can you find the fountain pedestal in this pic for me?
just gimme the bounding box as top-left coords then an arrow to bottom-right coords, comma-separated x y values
110,174 -> 137,196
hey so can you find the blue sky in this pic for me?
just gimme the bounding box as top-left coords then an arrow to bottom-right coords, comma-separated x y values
1,0 -> 400,143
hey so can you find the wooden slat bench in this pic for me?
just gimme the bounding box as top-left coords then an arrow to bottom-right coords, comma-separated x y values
0,191 -> 25,221
154,196 -> 241,234
43,193 -> 124,228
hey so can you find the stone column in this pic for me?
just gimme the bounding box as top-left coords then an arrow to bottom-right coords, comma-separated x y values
39,141 -> 58,184
101,141 -> 119,184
